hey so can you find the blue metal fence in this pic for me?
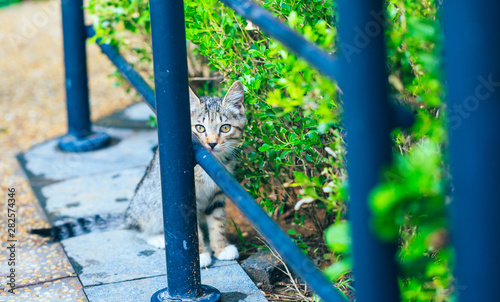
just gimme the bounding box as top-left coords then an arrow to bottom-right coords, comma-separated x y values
444,1 -> 500,301
55,0 -> 500,301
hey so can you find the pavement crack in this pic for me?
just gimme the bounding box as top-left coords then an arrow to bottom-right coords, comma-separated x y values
0,275 -> 75,291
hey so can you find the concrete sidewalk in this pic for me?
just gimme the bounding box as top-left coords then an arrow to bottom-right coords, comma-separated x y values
12,103 -> 266,301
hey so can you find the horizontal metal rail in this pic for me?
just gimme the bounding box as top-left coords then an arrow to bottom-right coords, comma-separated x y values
220,0 -> 339,81
222,0 -> 413,130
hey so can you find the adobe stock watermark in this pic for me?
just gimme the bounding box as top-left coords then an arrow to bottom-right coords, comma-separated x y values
339,10 -> 385,63
449,74 -> 500,130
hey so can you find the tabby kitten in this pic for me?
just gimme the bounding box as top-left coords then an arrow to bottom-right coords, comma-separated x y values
125,80 -> 246,268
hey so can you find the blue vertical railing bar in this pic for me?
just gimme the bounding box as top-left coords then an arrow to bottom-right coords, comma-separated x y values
219,0 -> 339,81
147,0 -> 220,301
193,135 -> 348,302
86,26 -> 156,112
337,1 -> 400,301
61,0 -> 90,137
58,0 -> 110,152
444,1 -> 500,301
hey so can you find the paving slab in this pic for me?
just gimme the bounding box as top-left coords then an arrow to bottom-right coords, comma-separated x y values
61,230 -> 167,286
122,102 -> 155,121
0,277 -> 88,301
61,229 -> 243,286
84,262 -> 265,302
95,102 -> 154,129
0,242 -> 75,290
21,127 -> 157,183
41,167 -> 147,222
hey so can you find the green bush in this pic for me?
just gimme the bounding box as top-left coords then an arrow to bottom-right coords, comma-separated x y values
0,0 -> 22,8
86,0 -> 451,300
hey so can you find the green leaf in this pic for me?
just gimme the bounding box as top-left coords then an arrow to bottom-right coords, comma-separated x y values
258,144 -> 272,152
325,221 -> 351,254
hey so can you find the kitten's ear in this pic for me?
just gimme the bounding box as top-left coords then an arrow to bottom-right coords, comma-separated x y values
222,80 -> 245,111
189,87 -> 202,108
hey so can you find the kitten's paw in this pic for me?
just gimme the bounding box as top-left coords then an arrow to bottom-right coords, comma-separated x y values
146,235 -> 165,249
215,244 -> 239,261
200,252 -> 212,268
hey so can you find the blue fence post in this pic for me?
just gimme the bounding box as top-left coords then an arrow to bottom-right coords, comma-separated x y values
58,0 -> 110,152
337,1 -> 400,301
148,0 -> 220,301
444,1 -> 500,301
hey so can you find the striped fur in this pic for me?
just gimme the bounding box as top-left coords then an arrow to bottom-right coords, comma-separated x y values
126,81 -> 246,267
31,81 -> 246,268
30,214 -> 126,241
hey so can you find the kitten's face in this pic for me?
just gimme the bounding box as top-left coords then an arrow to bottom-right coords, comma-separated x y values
190,81 -> 246,159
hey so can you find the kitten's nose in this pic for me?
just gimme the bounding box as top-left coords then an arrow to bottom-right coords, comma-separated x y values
208,142 -> 218,149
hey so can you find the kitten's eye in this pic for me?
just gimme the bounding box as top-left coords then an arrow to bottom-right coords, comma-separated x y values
195,125 -> 205,133
220,124 -> 231,133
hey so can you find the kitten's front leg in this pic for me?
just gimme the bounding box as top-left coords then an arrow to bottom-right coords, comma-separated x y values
207,206 -> 239,261
145,228 -> 212,268
145,234 -> 165,248
198,225 -> 212,268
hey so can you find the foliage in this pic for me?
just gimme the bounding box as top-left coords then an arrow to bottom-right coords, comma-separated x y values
184,1 -> 345,230
0,0 -> 21,8
374,1 -> 451,300
86,0 -> 451,300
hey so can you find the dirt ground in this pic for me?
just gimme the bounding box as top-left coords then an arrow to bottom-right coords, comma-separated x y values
0,0 -> 136,188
